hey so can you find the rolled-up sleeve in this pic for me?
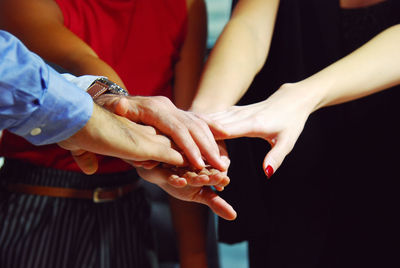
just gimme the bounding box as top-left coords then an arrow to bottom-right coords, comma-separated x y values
0,30 -> 93,145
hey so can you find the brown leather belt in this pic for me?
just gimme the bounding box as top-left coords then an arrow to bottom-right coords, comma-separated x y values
6,182 -> 138,203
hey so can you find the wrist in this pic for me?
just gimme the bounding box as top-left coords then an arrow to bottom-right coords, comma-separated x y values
280,81 -> 325,115
293,68 -> 340,113
189,102 -> 212,114
189,101 -> 230,114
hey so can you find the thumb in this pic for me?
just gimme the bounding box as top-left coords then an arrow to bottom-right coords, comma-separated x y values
95,95 -> 127,115
70,150 -> 99,175
194,187 -> 237,221
262,138 -> 292,179
113,97 -> 130,117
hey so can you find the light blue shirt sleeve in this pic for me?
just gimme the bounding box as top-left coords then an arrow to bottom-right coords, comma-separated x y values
61,73 -> 101,91
0,30 -> 93,145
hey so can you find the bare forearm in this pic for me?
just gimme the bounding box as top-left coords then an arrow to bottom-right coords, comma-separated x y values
297,24 -> 400,113
192,20 -> 264,112
191,0 -> 280,113
169,196 -> 208,268
61,54 -> 126,88
173,0 -> 207,110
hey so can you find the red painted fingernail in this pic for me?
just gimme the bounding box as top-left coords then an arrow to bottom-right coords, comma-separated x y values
264,165 -> 274,179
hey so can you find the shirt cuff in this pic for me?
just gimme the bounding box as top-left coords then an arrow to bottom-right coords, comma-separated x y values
61,73 -> 103,91
9,66 -> 94,145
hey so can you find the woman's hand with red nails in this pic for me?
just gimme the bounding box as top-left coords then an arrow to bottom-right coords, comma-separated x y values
207,83 -> 315,178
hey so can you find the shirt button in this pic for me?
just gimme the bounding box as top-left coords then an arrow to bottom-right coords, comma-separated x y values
30,128 -> 42,136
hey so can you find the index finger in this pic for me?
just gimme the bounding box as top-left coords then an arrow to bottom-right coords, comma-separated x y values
145,144 -> 187,167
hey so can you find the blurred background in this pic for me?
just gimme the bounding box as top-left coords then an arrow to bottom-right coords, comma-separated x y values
205,0 -> 231,49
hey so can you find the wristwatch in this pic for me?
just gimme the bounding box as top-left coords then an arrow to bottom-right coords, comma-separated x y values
86,77 -> 128,99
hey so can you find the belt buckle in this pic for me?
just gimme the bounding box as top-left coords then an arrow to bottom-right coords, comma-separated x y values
93,187 -> 122,203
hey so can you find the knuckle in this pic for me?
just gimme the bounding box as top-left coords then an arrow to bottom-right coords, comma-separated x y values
154,95 -> 170,104
198,120 -> 211,133
184,115 -> 200,128
145,99 -> 157,109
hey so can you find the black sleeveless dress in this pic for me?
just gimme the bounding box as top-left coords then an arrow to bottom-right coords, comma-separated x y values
219,1 -> 400,267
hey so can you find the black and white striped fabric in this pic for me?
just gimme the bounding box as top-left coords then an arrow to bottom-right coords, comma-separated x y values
0,159 -> 158,268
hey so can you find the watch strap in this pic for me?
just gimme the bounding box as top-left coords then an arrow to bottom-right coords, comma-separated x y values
86,77 -> 128,99
86,80 -> 109,98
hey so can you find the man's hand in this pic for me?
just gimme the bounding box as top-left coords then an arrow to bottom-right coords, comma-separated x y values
96,95 -> 228,171
137,166 -> 237,221
58,104 -> 185,174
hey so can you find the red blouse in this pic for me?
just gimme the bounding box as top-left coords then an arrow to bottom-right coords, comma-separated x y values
0,0 -> 187,173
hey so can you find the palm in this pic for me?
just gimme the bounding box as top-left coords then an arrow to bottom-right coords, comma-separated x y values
137,167 -> 236,221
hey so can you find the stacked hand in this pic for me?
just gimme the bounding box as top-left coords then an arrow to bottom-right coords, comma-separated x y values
96,95 -> 228,171
124,134 -> 236,220
58,104 -> 185,174
60,94 -> 236,220
137,164 -> 237,221
134,141 -> 235,220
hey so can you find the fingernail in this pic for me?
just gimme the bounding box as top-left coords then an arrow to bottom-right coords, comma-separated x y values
220,156 -> 230,170
198,158 -> 206,168
264,165 -> 274,179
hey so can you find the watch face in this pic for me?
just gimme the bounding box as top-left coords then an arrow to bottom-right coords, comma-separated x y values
98,78 -> 128,96
109,83 -> 129,96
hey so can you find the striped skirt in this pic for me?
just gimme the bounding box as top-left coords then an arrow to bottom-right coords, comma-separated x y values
0,159 -> 158,268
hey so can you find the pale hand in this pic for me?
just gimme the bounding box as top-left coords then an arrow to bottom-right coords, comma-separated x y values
207,84 -> 314,177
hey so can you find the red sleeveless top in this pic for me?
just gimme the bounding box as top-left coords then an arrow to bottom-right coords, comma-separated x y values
0,0 -> 187,173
